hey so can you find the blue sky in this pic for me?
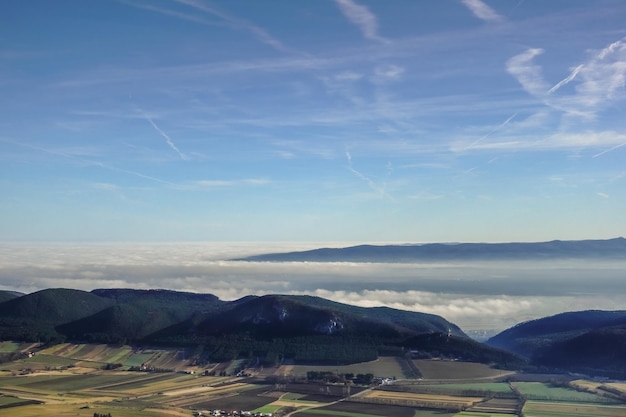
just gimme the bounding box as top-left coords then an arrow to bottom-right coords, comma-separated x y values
2,0 -> 626,242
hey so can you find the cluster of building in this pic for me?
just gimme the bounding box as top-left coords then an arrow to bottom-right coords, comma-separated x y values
195,411 -> 274,417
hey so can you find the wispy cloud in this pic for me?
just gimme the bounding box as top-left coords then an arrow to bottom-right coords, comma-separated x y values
506,48 -> 549,97
463,112 -> 517,150
345,150 -> 388,198
460,0 -> 504,23
0,137 -> 176,185
507,37 -> 626,118
334,0 -> 389,43
373,64 -> 405,81
592,142 -> 626,158
173,0 -> 294,54
120,1 -> 217,27
180,178 -> 271,190
144,116 -> 187,160
123,0 -> 294,54
547,64 -> 584,95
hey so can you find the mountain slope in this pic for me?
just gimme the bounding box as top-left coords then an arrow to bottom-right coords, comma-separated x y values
0,288 -> 522,368
0,288 -> 114,342
0,290 -> 23,304
149,294 -> 522,367
58,289 -> 227,343
235,238 -> 626,263
487,310 -> 626,377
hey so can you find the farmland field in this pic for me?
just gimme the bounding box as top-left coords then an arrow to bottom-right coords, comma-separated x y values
453,412 -> 516,417
388,382 -> 513,395
512,382 -> 619,403
274,356 -> 411,379
523,400 -> 626,417
605,382 -> 626,395
413,360 -> 514,380
1,344 -> 625,417
358,389 -> 483,409
0,342 -> 35,354
299,400 -> 427,417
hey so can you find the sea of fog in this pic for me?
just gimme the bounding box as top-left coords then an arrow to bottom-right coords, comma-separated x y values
1,242 -> 625,335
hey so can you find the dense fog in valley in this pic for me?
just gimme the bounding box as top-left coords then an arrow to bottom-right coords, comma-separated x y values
2,242 -> 624,333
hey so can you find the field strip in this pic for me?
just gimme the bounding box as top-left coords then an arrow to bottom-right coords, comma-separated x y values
162,382 -> 247,397
524,400 -> 626,417
365,390 -> 482,404
304,409 -> 384,417
143,408 -> 195,417
272,399 -> 327,408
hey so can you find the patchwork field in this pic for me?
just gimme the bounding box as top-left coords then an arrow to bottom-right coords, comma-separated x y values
1,343 -> 626,417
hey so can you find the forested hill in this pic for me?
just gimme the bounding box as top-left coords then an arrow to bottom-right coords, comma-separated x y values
234,237 -> 626,262
487,310 -> 626,378
0,288 -> 525,368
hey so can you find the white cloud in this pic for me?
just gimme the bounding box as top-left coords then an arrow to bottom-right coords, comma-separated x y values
373,64 -> 405,80
2,243 -> 626,331
507,37 -> 626,118
506,48 -> 549,97
334,0 -> 388,43
460,0 -> 504,23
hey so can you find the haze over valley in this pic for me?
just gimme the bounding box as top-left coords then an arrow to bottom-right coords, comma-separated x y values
2,239 -> 625,335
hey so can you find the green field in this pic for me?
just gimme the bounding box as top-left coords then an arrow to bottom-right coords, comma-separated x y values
278,356 -> 411,378
123,353 -> 155,367
512,382 -> 618,403
2,343 -> 625,417
19,354 -> 78,367
523,400 -> 626,417
252,403 -> 284,413
0,342 -> 24,353
453,412 -> 515,417
304,409 -> 387,417
413,382 -> 513,394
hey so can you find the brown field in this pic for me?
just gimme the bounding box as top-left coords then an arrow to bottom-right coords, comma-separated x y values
523,400 -> 626,417
413,360 -> 515,380
358,389 -> 482,409
271,356 -> 411,379
280,383 -> 365,398
311,400 -> 421,417
0,402 -> 194,417
467,397 -> 519,414
605,382 -> 626,394
185,386 -> 274,411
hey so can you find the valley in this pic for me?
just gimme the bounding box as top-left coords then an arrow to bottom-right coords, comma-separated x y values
1,342 -> 626,417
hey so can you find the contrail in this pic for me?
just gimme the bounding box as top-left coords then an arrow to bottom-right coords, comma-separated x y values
547,64 -> 584,95
145,116 -> 187,160
1,137 -> 176,186
592,142 -> 626,158
345,150 -> 387,198
465,112 -> 517,150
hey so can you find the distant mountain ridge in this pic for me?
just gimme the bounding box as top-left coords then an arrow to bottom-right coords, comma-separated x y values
234,237 -> 626,262
0,288 -> 524,368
